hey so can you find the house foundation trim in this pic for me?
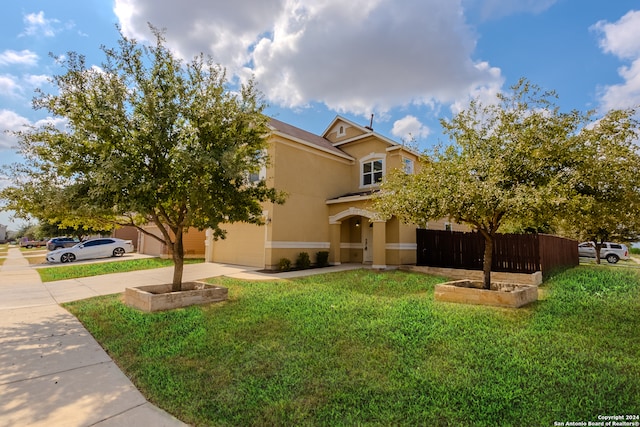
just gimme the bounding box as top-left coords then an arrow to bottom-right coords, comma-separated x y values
385,243 -> 417,250
265,241 -> 330,249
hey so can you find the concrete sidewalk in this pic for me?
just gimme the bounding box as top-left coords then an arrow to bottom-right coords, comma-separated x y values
0,247 -> 190,426
0,248 -> 362,426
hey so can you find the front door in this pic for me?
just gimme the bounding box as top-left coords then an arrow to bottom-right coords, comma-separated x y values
362,222 -> 373,264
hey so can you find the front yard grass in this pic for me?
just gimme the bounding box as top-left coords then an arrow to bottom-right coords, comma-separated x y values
38,258 -> 204,282
64,267 -> 640,426
0,243 -> 9,265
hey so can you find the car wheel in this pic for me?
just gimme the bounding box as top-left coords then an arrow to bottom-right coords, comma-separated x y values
606,254 -> 619,264
60,253 -> 76,263
113,247 -> 125,257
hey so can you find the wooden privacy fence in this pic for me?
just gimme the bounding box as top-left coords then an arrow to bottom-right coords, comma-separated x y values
416,229 -> 578,275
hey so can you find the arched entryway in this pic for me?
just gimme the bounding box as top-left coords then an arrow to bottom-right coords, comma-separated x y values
329,207 -> 386,269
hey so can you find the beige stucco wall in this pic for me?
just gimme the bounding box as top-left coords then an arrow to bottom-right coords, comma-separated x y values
211,222 -> 266,267
339,217 -> 364,264
426,218 -> 470,232
264,135 -> 354,268
112,226 -> 139,250
336,137 -> 392,191
386,146 -> 420,174
138,226 -> 205,258
325,122 -> 365,143
138,227 -> 165,257
181,229 -> 206,257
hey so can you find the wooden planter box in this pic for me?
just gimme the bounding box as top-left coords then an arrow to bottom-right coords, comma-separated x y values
124,281 -> 228,312
434,280 -> 538,308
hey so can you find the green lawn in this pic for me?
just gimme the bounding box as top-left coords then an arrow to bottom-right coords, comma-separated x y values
0,243 -> 9,265
38,258 -> 204,282
64,267 -> 640,426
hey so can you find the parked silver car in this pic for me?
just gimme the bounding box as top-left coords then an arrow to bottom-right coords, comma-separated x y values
578,242 -> 629,264
46,238 -> 134,263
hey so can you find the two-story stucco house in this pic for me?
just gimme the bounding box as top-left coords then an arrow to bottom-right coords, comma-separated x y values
202,115 -> 465,270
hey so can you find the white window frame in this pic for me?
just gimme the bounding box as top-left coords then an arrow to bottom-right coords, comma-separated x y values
248,150 -> 268,184
360,153 -> 386,188
248,167 -> 266,184
402,157 -> 414,174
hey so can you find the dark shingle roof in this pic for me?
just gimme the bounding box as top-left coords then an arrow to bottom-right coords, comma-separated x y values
268,117 -> 351,158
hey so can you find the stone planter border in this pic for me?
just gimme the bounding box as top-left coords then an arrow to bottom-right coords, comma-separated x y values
434,279 -> 538,308
124,281 -> 228,312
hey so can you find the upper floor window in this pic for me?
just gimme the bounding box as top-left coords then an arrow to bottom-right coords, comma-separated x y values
402,157 -> 414,174
248,150 -> 267,184
248,166 -> 266,184
362,159 -> 383,186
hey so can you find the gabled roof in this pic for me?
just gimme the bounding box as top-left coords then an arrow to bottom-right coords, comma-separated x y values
268,117 -> 353,160
322,115 -> 373,139
322,115 -> 402,148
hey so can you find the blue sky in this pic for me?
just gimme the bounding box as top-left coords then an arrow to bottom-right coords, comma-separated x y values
1,0 -> 639,230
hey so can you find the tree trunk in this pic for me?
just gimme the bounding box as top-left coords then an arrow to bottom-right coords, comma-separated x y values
171,229 -> 185,292
482,236 -> 493,290
594,241 -> 602,265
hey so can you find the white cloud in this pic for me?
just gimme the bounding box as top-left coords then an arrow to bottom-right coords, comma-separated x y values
0,50 -> 39,67
0,111 -> 67,152
450,61 -> 504,115
0,110 -> 31,150
0,72 -> 52,98
113,0 -> 503,117
0,75 -> 21,97
21,11 -> 60,38
34,116 -> 67,130
24,74 -> 50,87
114,0 -> 284,70
391,115 -> 431,142
593,10 -> 640,60
598,59 -> 640,112
252,0 -> 501,115
593,10 -> 640,111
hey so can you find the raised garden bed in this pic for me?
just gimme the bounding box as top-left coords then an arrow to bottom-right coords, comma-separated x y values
124,281 -> 227,312
434,279 -> 538,308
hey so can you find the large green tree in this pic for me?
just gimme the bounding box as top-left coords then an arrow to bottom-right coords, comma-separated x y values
558,107 -> 640,263
1,177 -> 116,237
376,79 -> 586,289
1,27 -> 282,291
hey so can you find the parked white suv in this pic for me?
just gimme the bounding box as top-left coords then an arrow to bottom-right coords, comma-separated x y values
578,242 -> 629,264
